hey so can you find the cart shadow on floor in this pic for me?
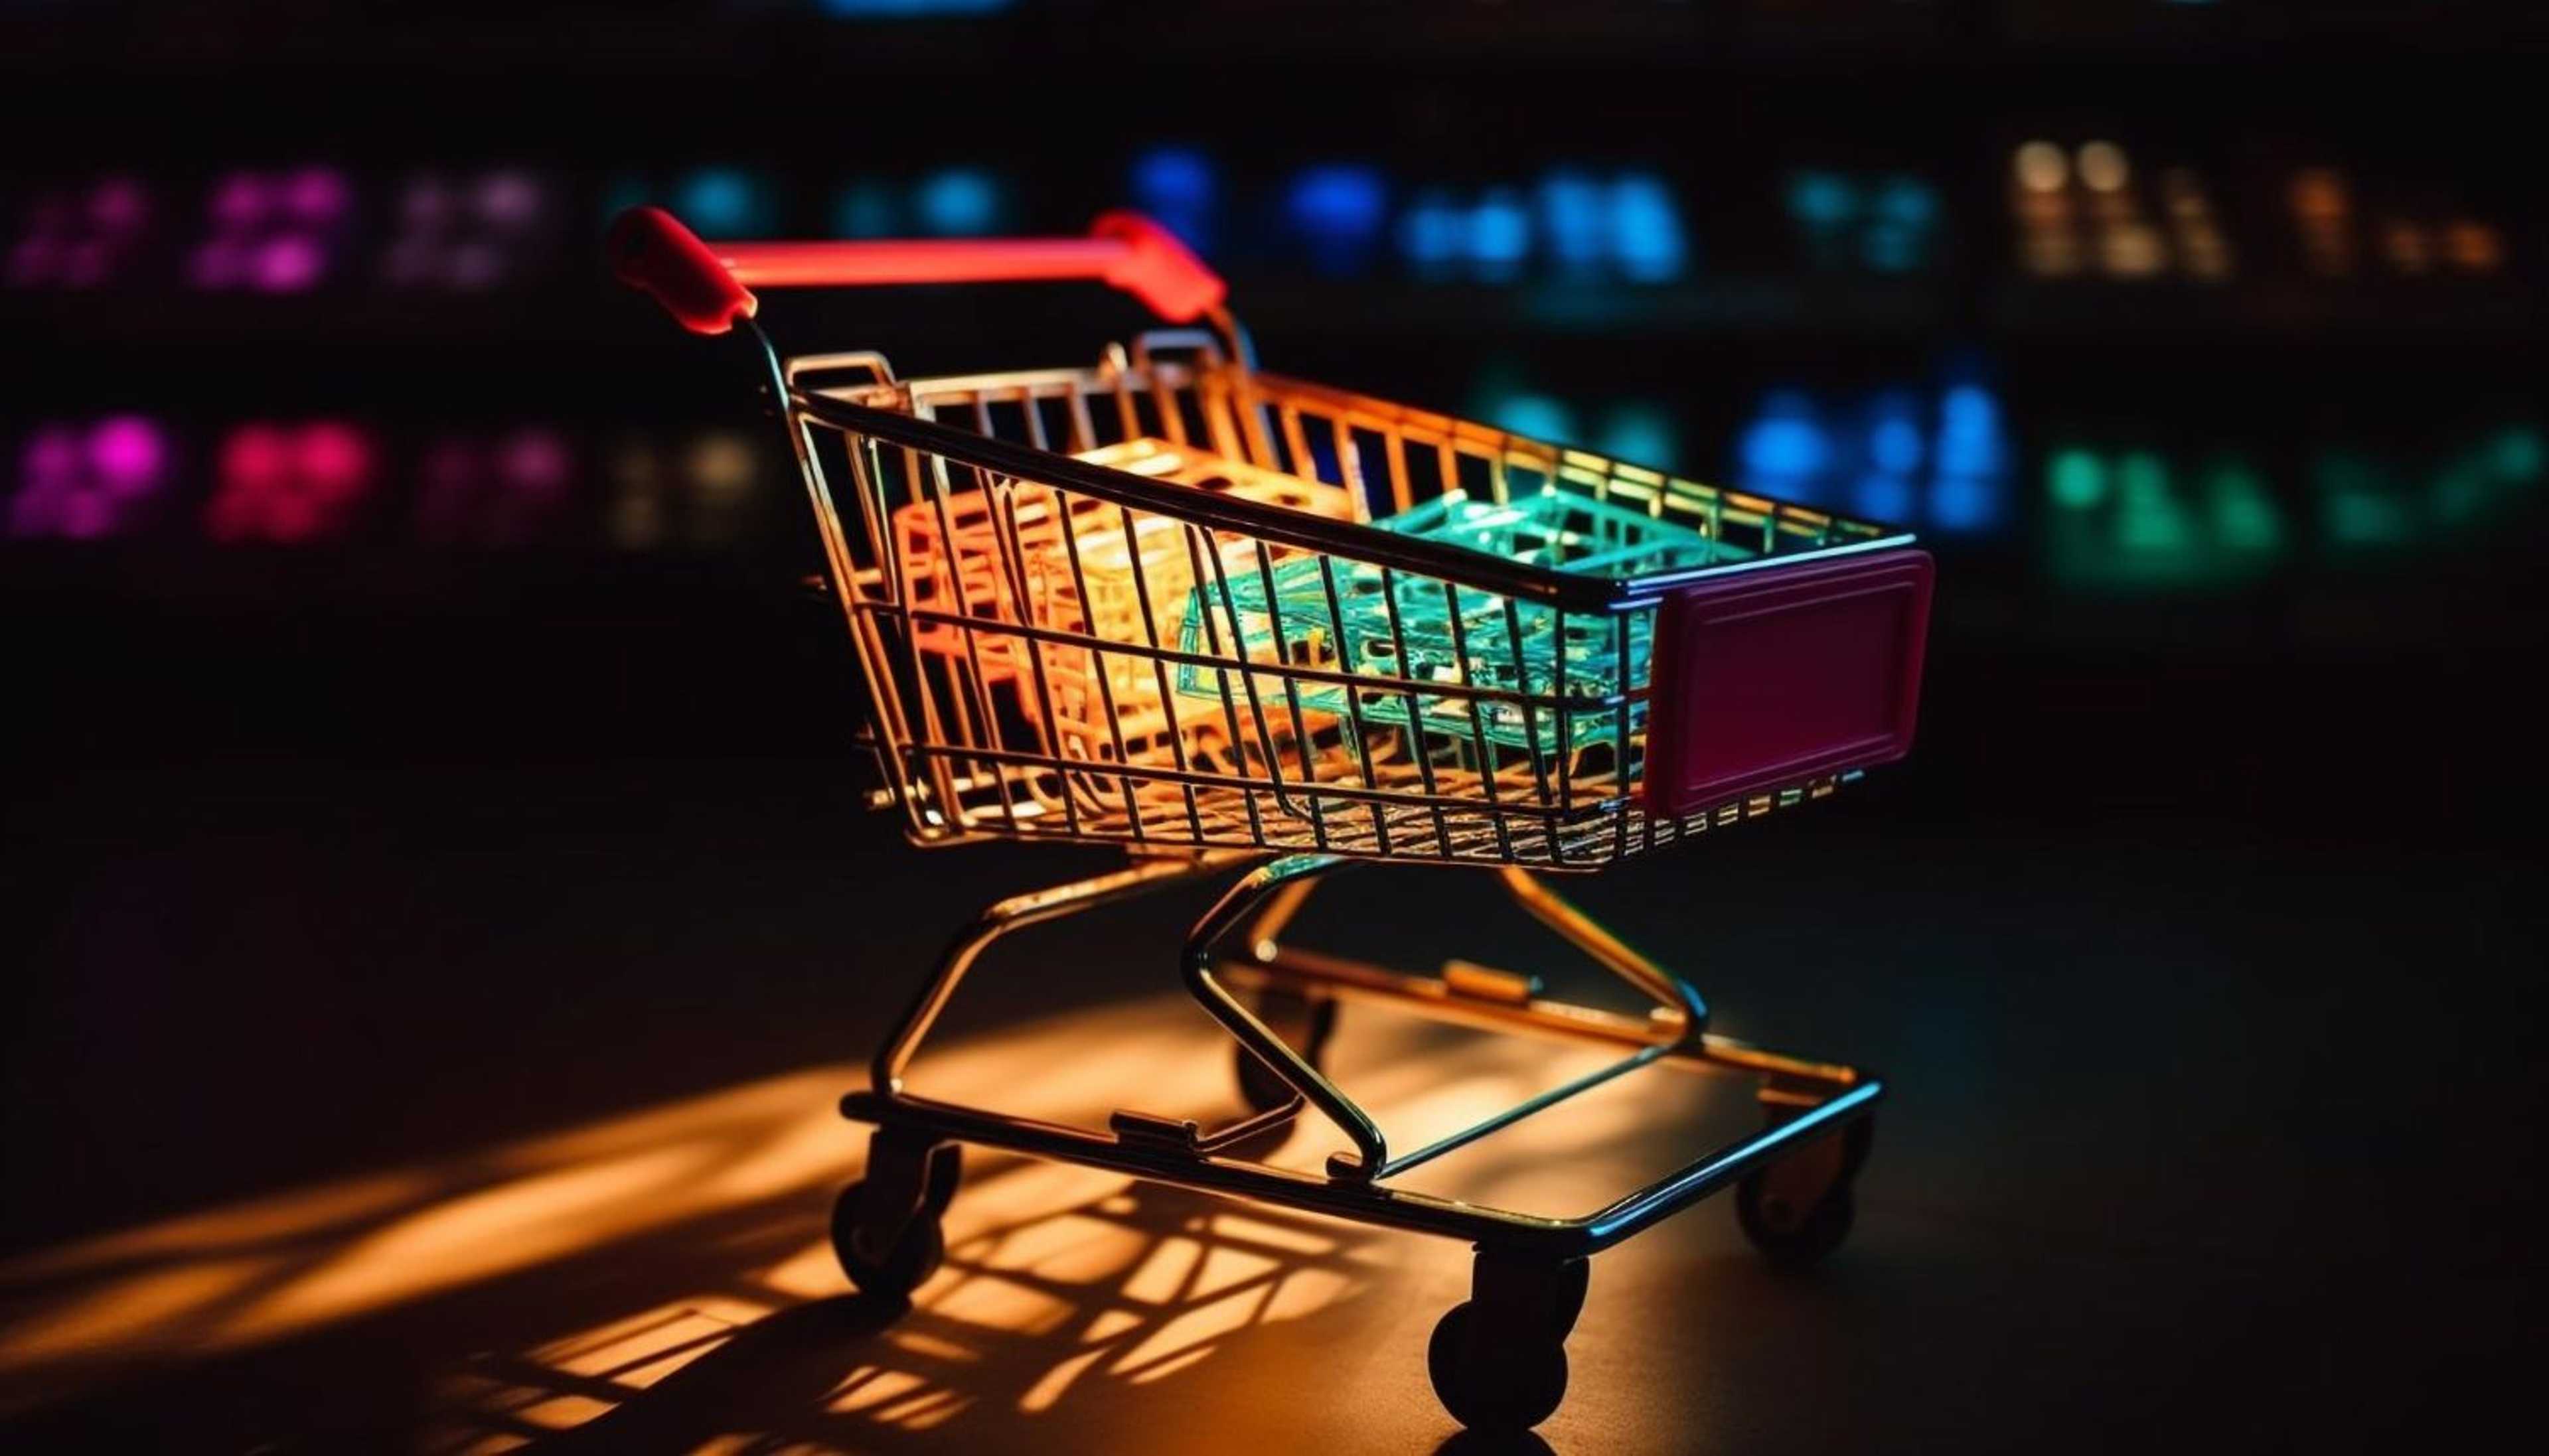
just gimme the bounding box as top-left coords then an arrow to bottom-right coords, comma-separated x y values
1,997 -> 1687,1451
429,1170 -> 1417,1454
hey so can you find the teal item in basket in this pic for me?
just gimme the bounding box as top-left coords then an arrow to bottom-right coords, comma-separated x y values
1174,488 -> 1748,761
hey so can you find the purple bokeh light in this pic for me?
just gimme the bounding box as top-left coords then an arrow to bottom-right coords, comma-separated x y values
9,418 -> 171,539
253,234 -> 326,293
89,416 -> 169,494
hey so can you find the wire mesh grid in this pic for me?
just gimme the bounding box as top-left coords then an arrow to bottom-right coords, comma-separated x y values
789,337 -> 1891,867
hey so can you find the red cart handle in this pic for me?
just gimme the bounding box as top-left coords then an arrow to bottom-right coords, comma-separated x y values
606,206 -> 1225,336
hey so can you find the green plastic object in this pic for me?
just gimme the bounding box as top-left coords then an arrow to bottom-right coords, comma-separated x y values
1174,489 -> 1747,762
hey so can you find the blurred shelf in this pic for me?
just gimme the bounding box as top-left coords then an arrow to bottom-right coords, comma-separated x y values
0,539 -> 807,610
6,275 -> 1950,352
16,275 -> 2544,380
1992,279 -> 2546,344
1240,277 -> 1950,340
3,288 -> 633,348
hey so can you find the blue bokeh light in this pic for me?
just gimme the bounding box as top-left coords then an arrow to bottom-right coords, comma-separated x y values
1537,171 -> 1608,277
1738,390 -> 1831,494
1129,146 -> 1217,250
832,179 -> 899,239
1607,174 -> 1687,282
1864,392 -> 1926,475
1484,392 -> 1577,445
675,167 -> 776,238
1288,165 -> 1389,277
1869,175 -> 1938,227
1596,403 -> 1677,468
1852,473 -> 1918,524
1935,384 -> 2007,478
913,169 -> 1005,236
1468,188 -> 1533,281
1784,171 -> 1859,231
1929,473 -> 2001,533
1399,189 -> 1465,280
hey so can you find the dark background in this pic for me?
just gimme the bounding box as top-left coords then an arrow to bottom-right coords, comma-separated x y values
3,2 -> 2546,1451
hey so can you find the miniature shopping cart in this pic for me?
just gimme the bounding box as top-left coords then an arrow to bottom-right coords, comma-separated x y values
608,206 -> 1932,1433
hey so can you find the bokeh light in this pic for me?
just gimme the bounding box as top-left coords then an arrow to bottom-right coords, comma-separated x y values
1128,147 -> 1217,252
914,169 -> 1008,236
674,167 -> 779,239
9,416 -> 173,540
1288,165 -> 1389,277
205,421 -> 376,544
192,168 -> 346,293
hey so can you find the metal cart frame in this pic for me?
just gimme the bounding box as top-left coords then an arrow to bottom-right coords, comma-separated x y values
608,206 -> 1929,1432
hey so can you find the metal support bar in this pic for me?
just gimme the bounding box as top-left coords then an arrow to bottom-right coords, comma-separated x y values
839,1072 -> 1883,1258
872,849 -> 1248,1095
840,850 -> 1885,1262
1377,1044 -> 1669,1179
1219,948 -> 1859,1093
1178,853 -> 1388,1178
1581,1080 -> 1883,1246
1496,866 -> 1709,1039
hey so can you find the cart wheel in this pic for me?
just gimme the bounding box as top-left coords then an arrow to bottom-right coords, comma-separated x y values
1735,1113 -> 1872,1270
831,1178 -> 946,1298
1232,989 -> 1338,1115
1427,1301 -> 1569,1431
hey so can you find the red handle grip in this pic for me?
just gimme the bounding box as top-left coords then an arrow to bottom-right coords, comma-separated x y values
607,206 -> 759,336
605,206 -> 1224,336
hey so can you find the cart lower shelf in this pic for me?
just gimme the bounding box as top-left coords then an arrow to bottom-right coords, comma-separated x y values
822,851 -> 1883,1434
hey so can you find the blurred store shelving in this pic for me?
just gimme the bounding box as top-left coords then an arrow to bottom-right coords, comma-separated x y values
4,0 -> 2542,759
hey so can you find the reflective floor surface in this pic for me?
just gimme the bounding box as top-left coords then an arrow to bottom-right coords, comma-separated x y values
3,760 -> 2540,1453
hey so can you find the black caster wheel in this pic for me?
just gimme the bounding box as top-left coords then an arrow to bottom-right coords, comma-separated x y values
1232,989 -> 1338,1115
1735,1113 -> 1872,1270
1427,1301 -> 1569,1431
831,1180 -> 943,1297
830,1143 -> 962,1298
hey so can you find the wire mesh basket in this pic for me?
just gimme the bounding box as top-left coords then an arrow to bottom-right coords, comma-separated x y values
795,349 -> 1926,867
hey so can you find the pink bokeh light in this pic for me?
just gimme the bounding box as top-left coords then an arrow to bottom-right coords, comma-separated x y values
21,425 -> 82,488
189,239 -> 248,289
195,169 -> 342,292
207,421 -> 378,544
297,421 -> 373,499
476,171 -> 544,228
445,240 -> 502,291
497,429 -> 572,492
253,234 -> 326,293
8,177 -> 154,290
285,167 -> 350,225
89,417 -> 168,494
10,418 -> 171,539
210,173 -> 271,228
90,177 -> 151,234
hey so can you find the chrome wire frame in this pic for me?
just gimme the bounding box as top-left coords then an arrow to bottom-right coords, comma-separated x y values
758,319 -> 1910,872
838,850 -> 1881,1261
747,314 -> 1888,1258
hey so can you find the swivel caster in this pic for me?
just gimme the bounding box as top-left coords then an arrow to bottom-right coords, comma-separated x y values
1735,1109 -> 1873,1270
1427,1250 -> 1586,1431
1231,986 -> 1338,1114
831,1137 -> 963,1298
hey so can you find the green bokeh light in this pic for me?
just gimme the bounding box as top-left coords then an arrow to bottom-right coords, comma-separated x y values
2491,427 -> 2543,484
2204,458 -> 2282,552
2046,449 -> 2108,510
